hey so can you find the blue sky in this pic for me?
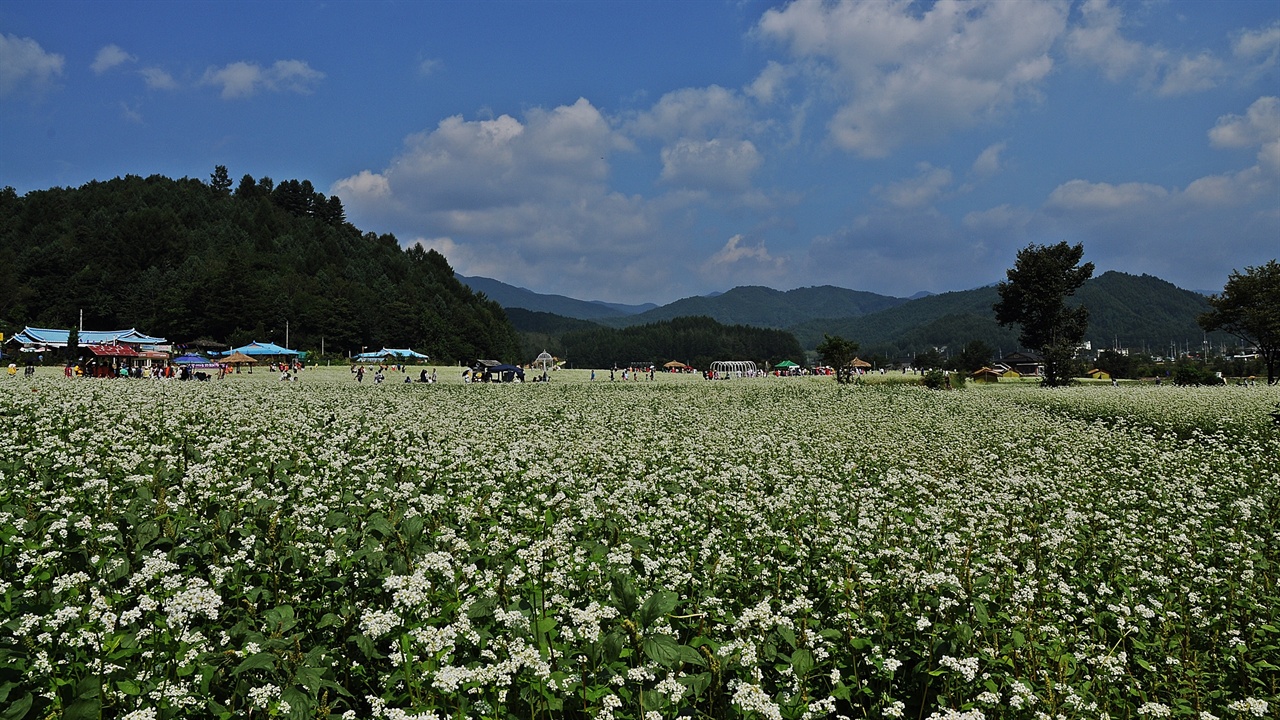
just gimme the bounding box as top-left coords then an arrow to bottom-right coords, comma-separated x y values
2,0 -> 1277,304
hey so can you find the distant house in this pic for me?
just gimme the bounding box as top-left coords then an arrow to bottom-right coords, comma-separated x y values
972,367 -> 1004,383
9,326 -> 168,351
1087,368 -> 1111,380
1000,351 -> 1044,376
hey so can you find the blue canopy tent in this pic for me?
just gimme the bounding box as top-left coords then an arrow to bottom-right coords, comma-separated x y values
220,341 -> 301,358
354,348 -> 430,363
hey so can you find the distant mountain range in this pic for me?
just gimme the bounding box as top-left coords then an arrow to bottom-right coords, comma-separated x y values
456,275 -> 656,319
458,271 -> 1224,356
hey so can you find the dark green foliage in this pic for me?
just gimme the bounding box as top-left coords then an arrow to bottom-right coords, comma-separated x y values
1095,349 -> 1140,379
602,285 -> 907,329
65,326 -> 78,364
504,308 -> 603,361
1199,260 -> 1280,384
912,348 -> 945,370
790,272 -> 1225,358
209,165 -> 232,195
1172,363 -> 1225,386
945,340 -> 994,373
556,316 -> 803,369
815,334 -> 859,383
0,174 -> 521,363
995,242 -> 1095,387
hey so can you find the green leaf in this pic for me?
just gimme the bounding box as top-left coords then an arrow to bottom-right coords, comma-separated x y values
232,651 -> 278,675
64,697 -> 102,720
778,626 -> 797,649
642,635 -> 682,667
602,632 -> 624,665
677,644 -> 707,667
1,692 -> 31,720
294,666 -> 325,694
282,687 -> 311,719
612,575 -> 637,616
639,589 -> 677,629
535,617 -> 557,636
467,596 -> 496,619
973,601 -> 989,624
1011,630 -> 1025,648
316,613 -> 343,629
265,605 -> 296,633
400,515 -> 424,541
791,648 -> 815,677
680,672 -> 712,697
135,521 -> 160,549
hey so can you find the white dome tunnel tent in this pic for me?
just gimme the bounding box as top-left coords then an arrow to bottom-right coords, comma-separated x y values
709,360 -> 758,379
534,350 -> 555,381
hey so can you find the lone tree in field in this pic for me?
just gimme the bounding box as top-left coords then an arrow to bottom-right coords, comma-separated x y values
1198,259 -> 1280,385
816,334 -> 859,384
994,241 -> 1094,387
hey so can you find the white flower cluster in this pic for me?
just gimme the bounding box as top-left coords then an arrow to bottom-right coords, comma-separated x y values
1226,698 -> 1269,717
359,608 -> 401,638
938,654 -> 979,683
730,680 -> 783,720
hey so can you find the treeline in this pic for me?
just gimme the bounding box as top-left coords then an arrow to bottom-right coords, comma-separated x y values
546,315 -> 804,369
0,170 -> 522,362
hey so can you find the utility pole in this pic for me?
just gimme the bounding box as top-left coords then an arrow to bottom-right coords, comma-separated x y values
285,321 -> 289,349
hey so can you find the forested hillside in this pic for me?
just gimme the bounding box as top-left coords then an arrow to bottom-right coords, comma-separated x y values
457,275 -> 655,319
554,315 -> 804,370
789,272 -> 1224,356
0,172 -> 522,362
600,284 -> 907,328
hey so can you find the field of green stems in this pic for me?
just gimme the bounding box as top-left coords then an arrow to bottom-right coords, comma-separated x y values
1,371 -> 1276,720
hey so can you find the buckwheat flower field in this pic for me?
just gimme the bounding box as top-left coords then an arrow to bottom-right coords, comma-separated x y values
1,373 -> 1276,720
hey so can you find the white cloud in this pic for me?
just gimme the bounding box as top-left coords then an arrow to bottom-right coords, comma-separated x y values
702,234 -> 787,285
1209,96 -> 1280,148
963,203 -> 1032,234
201,59 -> 324,99
140,67 -> 178,90
660,139 -> 762,191
746,60 -> 793,104
1208,96 -> 1280,180
91,44 -> 134,74
418,58 -> 442,76
757,0 -> 1065,157
0,33 -> 64,96
1066,0 -> 1226,97
627,85 -> 753,141
707,234 -> 780,267
331,99 -> 679,301
119,101 -> 143,124
1234,22 -> 1280,62
1046,179 -> 1168,210
877,163 -> 953,209
972,141 -> 1007,177
1182,166 -> 1272,206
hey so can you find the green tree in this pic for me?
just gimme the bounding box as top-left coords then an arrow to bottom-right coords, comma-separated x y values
1198,259 -> 1280,385
816,333 -> 859,383
946,339 -> 994,373
913,347 -> 945,370
209,165 -> 232,195
66,326 -> 79,366
1095,349 -> 1136,379
994,242 -> 1094,387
